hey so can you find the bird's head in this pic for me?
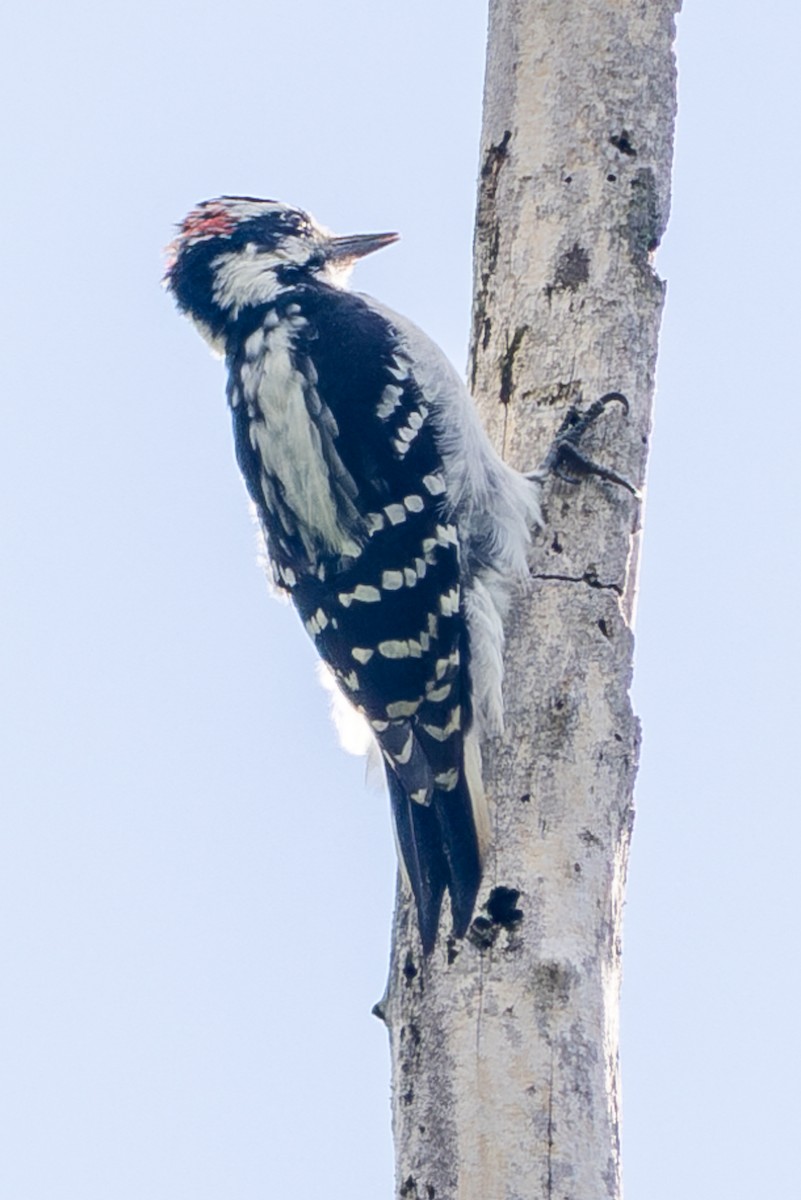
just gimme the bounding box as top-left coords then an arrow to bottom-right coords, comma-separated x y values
164,196 -> 398,344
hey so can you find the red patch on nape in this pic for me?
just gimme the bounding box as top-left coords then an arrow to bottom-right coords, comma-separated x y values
181,205 -> 237,241
163,204 -> 236,276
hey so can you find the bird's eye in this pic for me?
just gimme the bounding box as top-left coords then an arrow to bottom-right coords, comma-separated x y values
286,215 -> 312,238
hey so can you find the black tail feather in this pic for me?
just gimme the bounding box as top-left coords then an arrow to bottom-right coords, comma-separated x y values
388,770 -> 482,952
388,772 -> 447,953
430,779 -> 482,939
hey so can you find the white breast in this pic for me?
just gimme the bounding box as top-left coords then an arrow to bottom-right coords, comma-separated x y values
245,322 -> 359,558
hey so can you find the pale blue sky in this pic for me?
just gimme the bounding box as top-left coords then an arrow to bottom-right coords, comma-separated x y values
2,2 -> 799,1196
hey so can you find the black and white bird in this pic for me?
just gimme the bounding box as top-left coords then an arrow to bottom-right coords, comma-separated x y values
165,196 -> 540,952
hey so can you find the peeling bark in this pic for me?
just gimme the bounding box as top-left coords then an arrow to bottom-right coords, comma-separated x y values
382,2 -> 680,1197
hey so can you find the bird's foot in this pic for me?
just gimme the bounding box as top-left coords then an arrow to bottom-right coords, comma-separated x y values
526,392 -> 639,496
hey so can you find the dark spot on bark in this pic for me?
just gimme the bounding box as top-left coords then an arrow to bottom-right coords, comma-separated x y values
402,1089 -> 414,1105
403,952 -> 418,984
533,961 -> 577,1007
446,936 -> 459,965
481,316 -> 492,350
607,173 -> 617,182
627,167 -> 664,259
564,175 -> 572,183
400,1176 -> 418,1198
540,682 -> 580,750
580,828 -> 603,849
499,326 -> 527,406
548,242 -> 590,295
537,380 -> 582,409
470,888 -> 524,949
468,915 -> 496,950
487,886 -> 524,928
481,129 -> 512,181
610,130 -> 637,156
469,130 -> 512,388
426,1187 -> 436,1199
551,532 -> 563,553
573,862 -> 581,874
597,617 -> 611,639
470,305 -> 487,390
520,792 -> 531,804
613,732 -> 623,742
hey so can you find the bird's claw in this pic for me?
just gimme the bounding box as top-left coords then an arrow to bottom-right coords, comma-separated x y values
527,391 -> 639,497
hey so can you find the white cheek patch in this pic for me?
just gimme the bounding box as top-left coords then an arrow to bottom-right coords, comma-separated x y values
212,249 -> 287,314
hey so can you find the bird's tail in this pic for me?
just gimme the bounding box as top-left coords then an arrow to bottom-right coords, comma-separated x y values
388,731 -> 487,953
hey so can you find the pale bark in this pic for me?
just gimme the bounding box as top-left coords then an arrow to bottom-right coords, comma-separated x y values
379,2 -> 680,1198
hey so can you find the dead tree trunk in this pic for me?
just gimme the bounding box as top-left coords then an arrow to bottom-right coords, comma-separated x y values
381,2 -> 680,1197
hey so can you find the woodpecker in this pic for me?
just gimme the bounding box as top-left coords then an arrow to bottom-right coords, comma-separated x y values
165,196 -> 583,952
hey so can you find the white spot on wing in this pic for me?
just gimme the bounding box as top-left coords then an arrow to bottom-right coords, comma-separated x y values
378,639 -> 411,659
376,385 -> 403,419
339,584 -> 381,606
394,732 -> 414,763
439,586 -> 460,616
436,524 -> 458,546
422,473 -> 446,496
384,504 -> 406,525
386,700 -> 421,720
422,706 -> 462,741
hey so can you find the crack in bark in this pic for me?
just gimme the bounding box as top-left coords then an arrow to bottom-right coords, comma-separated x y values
546,1053 -> 555,1200
530,571 -> 624,596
